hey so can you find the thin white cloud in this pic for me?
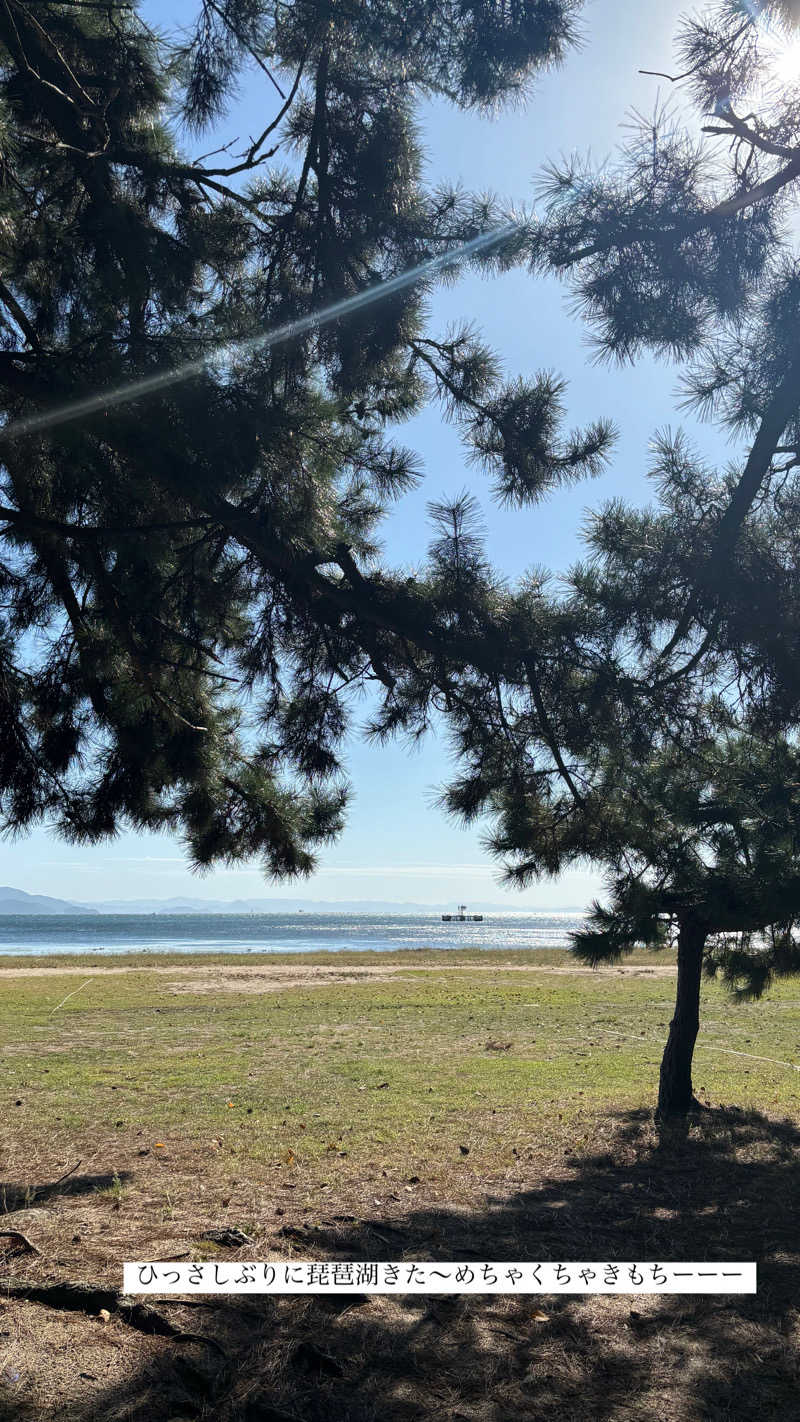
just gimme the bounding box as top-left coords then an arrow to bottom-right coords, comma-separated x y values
44,859 -> 503,877
314,863 -> 499,877
107,856 -> 187,864
37,855 -> 502,878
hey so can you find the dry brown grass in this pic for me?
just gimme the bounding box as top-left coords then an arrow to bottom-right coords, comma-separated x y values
0,1108 -> 798,1422
0,952 -> 798,1421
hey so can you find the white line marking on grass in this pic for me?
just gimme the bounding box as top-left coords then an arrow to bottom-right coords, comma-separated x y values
48,978 -> 94,1016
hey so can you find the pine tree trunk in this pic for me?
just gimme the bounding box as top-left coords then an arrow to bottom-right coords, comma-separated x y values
657,917 -> 707,1117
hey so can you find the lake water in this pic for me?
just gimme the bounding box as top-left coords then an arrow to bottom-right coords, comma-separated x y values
0,912 -> 586,956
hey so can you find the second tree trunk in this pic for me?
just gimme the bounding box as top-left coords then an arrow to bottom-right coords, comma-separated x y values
657,917 -> 707,1116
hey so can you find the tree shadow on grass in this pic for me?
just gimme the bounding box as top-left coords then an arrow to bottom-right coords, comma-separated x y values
0,1171 -> 133,1213
1,1107 -> 797,1421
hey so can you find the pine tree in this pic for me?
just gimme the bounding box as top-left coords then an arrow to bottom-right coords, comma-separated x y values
10,4 -> 800,1119
0,0 -> 606,875
484,721 -> 800,1115
427,0 -> 800,1113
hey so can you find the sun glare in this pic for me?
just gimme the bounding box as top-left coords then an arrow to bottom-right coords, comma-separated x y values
770,33 -> 800,87
757,9 -> 800,92
731,14 -> 800,113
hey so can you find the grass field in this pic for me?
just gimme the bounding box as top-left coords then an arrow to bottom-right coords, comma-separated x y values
0,948 -> 798,1421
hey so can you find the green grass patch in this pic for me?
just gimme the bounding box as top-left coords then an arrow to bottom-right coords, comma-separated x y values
1,951 -> 798,1186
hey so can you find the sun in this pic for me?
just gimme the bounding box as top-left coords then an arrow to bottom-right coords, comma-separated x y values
729,14 -> 800,112
770,33 -> 800,86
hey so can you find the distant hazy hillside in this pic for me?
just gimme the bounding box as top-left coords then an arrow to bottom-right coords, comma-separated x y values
80,896 -> 582,915
0,887 -> 583,916
0,887 -> 97,915
85,896 -> 460,914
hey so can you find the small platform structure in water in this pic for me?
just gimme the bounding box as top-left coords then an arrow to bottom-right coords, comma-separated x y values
442,903 -> 483,922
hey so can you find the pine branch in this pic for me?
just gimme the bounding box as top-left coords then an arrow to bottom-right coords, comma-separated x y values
187,50 -> 307,177
554,157 -> 800,270
524,658 -> 585,808
700,106 -> 799,162
0,507 -> 214,539
205,0 -> 286,99
0,279 -> 41,352
660,351 -> 800,658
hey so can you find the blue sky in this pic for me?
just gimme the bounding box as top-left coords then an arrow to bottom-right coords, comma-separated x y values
0,0 -> 739,906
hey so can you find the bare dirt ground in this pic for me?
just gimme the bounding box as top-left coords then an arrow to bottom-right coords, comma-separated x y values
0,961 -> 679,986
0,1107 -> 797,1422
1,957 -> 794,1421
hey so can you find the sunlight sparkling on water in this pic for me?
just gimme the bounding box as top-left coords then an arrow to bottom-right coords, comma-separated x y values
0,912 -> 587,956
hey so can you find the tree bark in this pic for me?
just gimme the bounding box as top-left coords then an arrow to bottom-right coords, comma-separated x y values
657,916 -> 707,1116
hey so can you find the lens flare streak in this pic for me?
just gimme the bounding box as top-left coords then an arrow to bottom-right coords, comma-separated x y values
2,224 -> 519,443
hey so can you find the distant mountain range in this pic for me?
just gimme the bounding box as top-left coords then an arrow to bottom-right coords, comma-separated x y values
87,896 -> 453,914
0,887 -> 583,916
0,886 -> 97,915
